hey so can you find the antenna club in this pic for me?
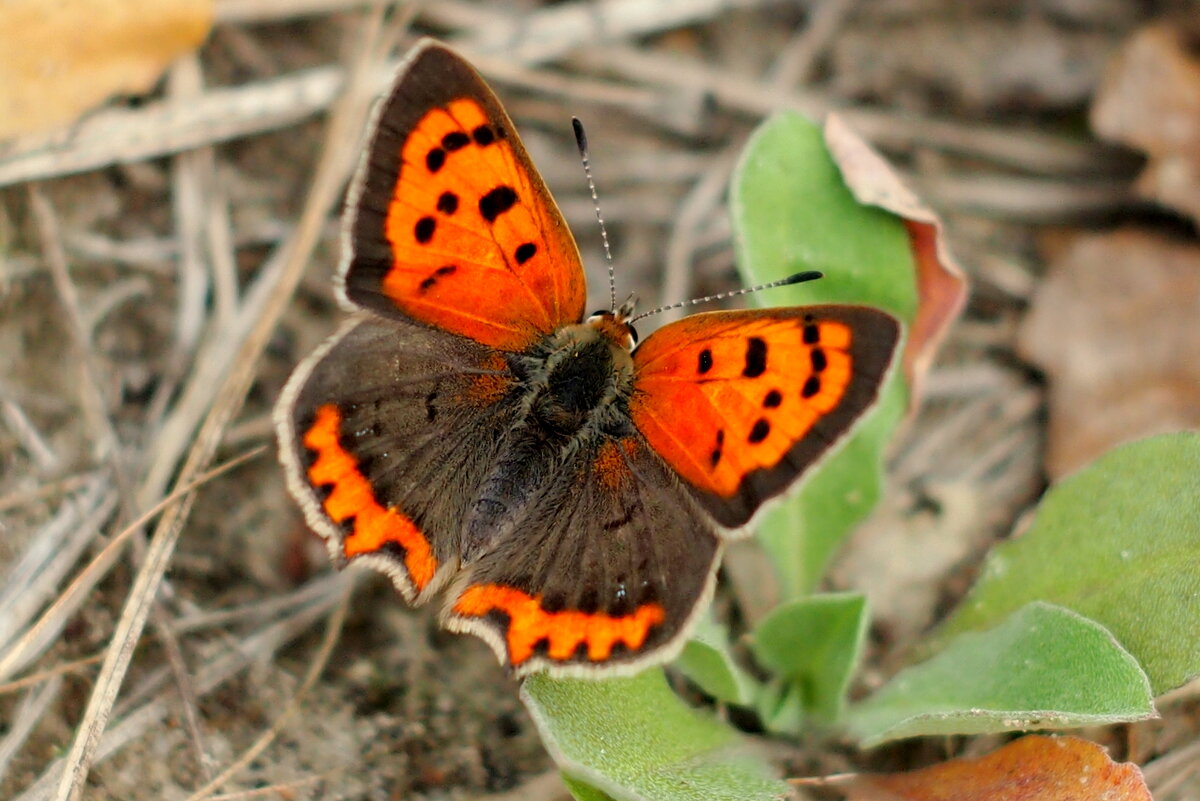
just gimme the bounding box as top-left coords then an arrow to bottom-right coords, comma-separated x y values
785,270 -> 823,285
572,117 -> 588,153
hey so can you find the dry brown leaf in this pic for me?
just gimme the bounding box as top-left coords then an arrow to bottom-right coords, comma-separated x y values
1018,228 -> 1200,479
1092,21 -> 1200,224
840,735 -> 1151,801
0,0 -> 212,140
824,113 -> 968,408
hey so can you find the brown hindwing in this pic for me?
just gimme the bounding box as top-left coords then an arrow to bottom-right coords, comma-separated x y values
275,317 -> 523,602
443,433 -> 722,678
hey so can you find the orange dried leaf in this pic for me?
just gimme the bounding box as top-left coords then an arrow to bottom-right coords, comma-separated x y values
0,0 -> 212,139
843,735 -> 1151,801
824,114 -> 967,407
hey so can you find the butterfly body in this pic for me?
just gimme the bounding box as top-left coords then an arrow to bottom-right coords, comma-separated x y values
275,39 -> 901,677
462,316 -> 636,559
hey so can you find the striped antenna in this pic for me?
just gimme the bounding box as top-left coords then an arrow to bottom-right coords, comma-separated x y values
572,117 -> 617,313
627,271 -> 824,324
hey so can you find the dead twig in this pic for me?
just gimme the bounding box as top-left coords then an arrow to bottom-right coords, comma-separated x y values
14,573 -> 351,801
0,477 -> 114,660
576,44 -> 1121,176
0,654 -> 104,697
29,186 -> 133,514
0,447 -> 264,685
0,472 -> 97,514
0,677 -> 62,786
0,398 -> 60,474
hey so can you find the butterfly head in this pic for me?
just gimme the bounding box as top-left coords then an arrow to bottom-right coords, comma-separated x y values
586,296 -> 639,350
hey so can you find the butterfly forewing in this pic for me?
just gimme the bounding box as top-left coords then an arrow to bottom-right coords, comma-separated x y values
630,306 -> 901,529
342,40 -> 587,352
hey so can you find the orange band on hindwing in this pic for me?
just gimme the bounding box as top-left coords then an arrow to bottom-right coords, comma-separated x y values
453,584 -> 666,665
302,404 -> 437,590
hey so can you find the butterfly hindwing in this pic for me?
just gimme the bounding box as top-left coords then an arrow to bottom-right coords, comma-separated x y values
275,317 -> 524,602
630,306 -> 901,529
443,433 -> 722,678
342,40 -> 587,352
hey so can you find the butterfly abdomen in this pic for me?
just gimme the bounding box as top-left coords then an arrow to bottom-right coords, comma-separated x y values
461,326 -> 637,561
462,429 -> 549,561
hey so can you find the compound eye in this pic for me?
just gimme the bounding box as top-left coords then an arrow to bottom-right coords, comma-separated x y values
626,324 -> 639,345
586,309 -> 610,323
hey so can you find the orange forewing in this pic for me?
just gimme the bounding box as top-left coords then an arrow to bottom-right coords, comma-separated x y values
343,42 -> 586,352
633,312 -> 848,496
381,98 -> 583,348
631,307 -> 898,526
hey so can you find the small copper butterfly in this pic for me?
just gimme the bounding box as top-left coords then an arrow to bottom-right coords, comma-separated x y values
275,39 -> 900,678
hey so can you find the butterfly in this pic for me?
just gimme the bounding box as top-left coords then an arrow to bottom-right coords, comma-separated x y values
275,39 -> 901,678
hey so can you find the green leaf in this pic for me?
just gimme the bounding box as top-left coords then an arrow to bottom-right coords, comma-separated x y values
674,615 -> 761,706
752,380 -> 906,597
522,671 -> 788,801
846,602 -> 1154,747
732,112 -> 917,317
754,681 -> 805,736
731,111 -> 916,596
929,432 -> 1200,694
750,593 -> 868,727
563,774 -> 617,801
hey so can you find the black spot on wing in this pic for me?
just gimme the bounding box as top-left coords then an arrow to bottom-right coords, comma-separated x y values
743,337 -> 767,378
748,419 -> 770,443
602,505 -> 635,531
437,191 -> 459,215
578,587 -> 600,615
710,429 -> 725,467
811,348 -> 828,373
418,264 -> 457,293
379,540 -> 410,562
480,186 -> 517,223
414,216 -> 436,244
515,242 -> 537,264
442,131 -> 469,151
472,124 -> 496,145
